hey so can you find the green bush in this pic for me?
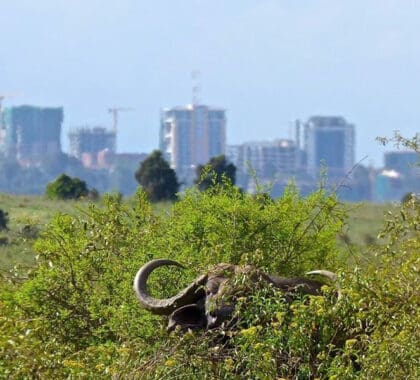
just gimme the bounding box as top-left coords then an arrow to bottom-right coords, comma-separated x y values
45,173 -> 88,200
0,180 -> 418,378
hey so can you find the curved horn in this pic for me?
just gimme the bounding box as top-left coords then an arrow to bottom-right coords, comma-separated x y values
133,259 -> 208,315
306,270 -> 342,299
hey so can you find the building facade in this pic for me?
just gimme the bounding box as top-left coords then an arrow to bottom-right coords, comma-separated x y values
380,150 -> 420,200
160,104 -> 226,185
227,139 -> 300,193
1,105 -> 63,165
228,139 -> 298,179
384,151 -> 419,176
68,126 -> 116,169
303,116 -> 355,178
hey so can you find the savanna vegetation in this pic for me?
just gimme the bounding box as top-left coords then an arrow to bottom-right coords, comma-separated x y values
0,194 -> 84,270
0,134 -> 418,379
0,182 -> 418,379
0,191 -> 391,271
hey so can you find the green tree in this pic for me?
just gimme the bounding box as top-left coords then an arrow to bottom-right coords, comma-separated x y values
134,150 -> 179,202
45,173 -> 88,200
195,154 -> 236,191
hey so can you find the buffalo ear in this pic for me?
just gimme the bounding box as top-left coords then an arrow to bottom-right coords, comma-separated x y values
167,304 -> 207,332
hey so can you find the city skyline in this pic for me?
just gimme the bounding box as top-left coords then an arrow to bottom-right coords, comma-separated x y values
1,1 -> 419,166
0,102 -> 417,201
0,99 -> 416,169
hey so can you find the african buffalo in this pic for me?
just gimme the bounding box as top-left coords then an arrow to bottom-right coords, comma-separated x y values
133,259 -> 337,332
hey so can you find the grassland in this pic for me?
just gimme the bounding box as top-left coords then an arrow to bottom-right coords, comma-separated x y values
344,202 -> 395,245
0,193 -> 85,269
1,188 -> 416,379
0,192 -> 392,271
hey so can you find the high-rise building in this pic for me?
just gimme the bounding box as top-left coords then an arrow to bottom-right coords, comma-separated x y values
384,151 -> 419,176
228,139 -> 298,179
380,150 -> 420,201
303,116 -> 355,178
160,104 -> 226,184
1,105 -> 63,164
227,139 -> 300,192
68,126 -> 116,169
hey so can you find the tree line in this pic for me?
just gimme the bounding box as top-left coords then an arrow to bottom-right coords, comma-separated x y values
45,151 -> 236,201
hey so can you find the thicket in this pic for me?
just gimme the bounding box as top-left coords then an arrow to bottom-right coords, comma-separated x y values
45,173 -> 89,200
0,178 -> 418,378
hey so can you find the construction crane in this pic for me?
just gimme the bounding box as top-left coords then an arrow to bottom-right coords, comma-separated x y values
108,107 -> 135,134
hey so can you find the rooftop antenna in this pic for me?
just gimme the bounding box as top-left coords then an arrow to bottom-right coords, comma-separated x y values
191,70 -> 201,105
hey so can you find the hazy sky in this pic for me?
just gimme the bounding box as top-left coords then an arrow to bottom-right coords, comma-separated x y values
1,0 -> 419,166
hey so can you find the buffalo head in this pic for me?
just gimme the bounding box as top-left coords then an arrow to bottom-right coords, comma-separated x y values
133,259 -> 338,332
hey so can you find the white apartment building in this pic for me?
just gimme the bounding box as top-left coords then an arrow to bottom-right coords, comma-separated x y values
159,104 -> 226,185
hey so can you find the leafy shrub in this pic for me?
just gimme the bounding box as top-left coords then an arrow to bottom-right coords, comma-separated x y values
165,183 -> 344,276
45,173 -> 88,200
135,191 -> 420,379
0,180 -> 418,378
353,197 -> 419,378
0,192 -> 159,378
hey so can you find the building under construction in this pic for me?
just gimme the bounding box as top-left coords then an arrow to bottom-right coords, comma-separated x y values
0,105 -> 63,164
68,126 -> 116,169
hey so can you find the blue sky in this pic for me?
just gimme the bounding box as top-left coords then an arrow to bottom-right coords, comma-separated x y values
1,0 -> 419,166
